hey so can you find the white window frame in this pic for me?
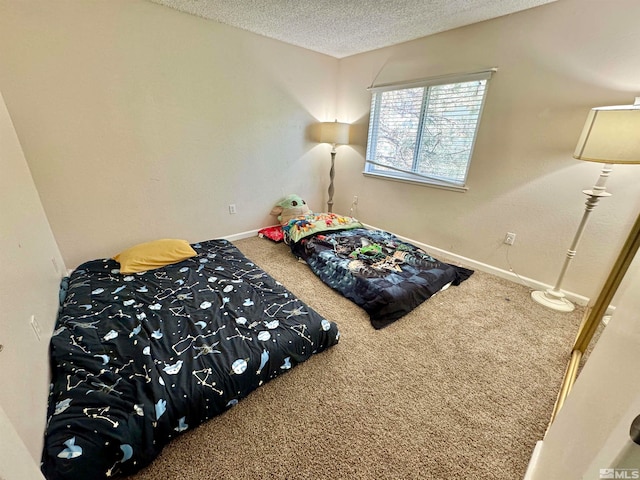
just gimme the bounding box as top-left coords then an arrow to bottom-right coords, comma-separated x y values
364,69 -> 495,192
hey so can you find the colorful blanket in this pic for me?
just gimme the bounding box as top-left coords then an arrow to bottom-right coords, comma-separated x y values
290,228 -> 473,328
283,213 -> 363,244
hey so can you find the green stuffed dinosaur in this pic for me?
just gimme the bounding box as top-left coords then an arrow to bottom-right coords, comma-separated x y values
270,194 -> 311,225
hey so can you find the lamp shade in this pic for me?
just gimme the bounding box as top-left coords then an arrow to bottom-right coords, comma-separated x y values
319,121 -> 350,145
574,101 -> 640,164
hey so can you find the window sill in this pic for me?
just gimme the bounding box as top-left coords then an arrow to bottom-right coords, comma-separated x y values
362,171 -> 469,193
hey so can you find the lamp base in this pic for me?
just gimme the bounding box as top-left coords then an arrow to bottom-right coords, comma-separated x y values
531,289 -> 575,312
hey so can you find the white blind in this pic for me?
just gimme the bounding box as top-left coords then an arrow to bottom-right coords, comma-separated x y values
365,70 -> 493,187
367,69 -> 496,92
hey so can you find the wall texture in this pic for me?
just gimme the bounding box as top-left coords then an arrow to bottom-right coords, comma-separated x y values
2,0 -> 638,297
0,405 -> 45,480
335,0 -> 640,301
1,0 -> 640,471
0,0 -> 339,269
0,0 -> 338,470
0,90 -> 65,465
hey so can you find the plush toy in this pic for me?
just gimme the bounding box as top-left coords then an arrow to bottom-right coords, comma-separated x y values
270,194 -> 311,225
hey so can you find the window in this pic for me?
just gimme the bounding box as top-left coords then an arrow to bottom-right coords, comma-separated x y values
364,70 -> 494,190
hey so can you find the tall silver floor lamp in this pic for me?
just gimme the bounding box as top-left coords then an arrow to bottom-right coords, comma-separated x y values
318,120 -> 350,213
531,98 -> 640,312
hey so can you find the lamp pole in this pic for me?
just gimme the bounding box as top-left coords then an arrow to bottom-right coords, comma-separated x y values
531,164 -> 613,312
318,120 -> 349,214
327,144 -> 336,213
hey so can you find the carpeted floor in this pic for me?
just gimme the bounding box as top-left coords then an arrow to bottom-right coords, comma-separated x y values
127,235 -> 587,480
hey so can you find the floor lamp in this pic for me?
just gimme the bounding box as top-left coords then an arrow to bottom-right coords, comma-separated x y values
531,98 -> 640,312
318,120 -> 350,213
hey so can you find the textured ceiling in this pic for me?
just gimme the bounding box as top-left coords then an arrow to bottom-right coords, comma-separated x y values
149,0 -> 557,58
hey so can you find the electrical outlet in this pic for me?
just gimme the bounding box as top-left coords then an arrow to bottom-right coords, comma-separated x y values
228,204 -> 237,214
353,195 -> 358,205
30,315 -> 42,341
504,232 -> 516,246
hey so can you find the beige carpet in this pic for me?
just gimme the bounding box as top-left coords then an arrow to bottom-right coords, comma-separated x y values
127,236 -> 587,480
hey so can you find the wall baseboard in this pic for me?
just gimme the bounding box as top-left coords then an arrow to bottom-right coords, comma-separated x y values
222,228 -> 264,242
523,440 -> 544,480
226,225 -> 615,314
361,224 -> 596,308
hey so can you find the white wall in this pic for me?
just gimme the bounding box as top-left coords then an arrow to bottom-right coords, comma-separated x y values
0,405 -> 44,480
335,0 -> 640,302
2,0 -> 638,301
0,0 -> 339,468
0,89 -> 64,470
531,251 -> 640,480
0,0 -> 339,269
1,0 -> 640,472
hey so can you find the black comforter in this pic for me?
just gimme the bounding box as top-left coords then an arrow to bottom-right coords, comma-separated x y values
290,228 -> 473,329
42,239 -> 339,479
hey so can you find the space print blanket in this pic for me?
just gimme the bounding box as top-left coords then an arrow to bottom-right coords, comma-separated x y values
290,228 -> 473,329
42,239 -> 339,480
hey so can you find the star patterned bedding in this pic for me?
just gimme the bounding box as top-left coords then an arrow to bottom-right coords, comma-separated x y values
289,228 -> 473,329
41,239 -> 339,480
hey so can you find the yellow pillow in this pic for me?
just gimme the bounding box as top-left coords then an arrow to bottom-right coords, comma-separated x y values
113,239 -> 197,274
